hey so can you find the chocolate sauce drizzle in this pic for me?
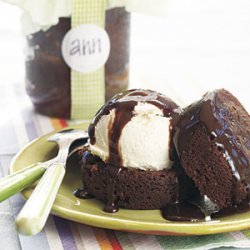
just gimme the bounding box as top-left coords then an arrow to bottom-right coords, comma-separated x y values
162,202 -> 206,222
103,166 -> 122,213
89,89 -> 177,166
73,187 -> 94,199
87,89 -> 178,212
74,187 -> 250,222
161,197 -> 250,222
171,90 -> 250,217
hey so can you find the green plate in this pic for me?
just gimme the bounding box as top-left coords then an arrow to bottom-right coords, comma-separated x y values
10,125 -> 250,236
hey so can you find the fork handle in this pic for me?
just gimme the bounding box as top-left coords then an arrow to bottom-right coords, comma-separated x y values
0,164 -> 46,202
16,163 -> 65,235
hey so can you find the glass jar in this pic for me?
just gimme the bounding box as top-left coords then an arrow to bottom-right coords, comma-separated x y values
25,7 -> 130,119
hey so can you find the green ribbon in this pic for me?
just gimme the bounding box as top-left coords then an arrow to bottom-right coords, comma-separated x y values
71,0 -> 106,120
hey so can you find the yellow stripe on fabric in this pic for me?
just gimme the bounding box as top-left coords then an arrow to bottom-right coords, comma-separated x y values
50,118 -> 63,130
71,0 -> 106,120
93,227 -> 114,250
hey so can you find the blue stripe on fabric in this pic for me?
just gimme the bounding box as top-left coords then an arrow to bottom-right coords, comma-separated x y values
0,84 -> 21,154
11,83 -> 51,249
0,156 -> 22,250
13,83 -> 38,142
20,108 -> 38,141
4,160 -> 51,250
53,216 -> 78,250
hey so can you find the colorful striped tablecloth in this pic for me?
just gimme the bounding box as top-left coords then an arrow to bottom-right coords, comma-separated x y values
1,82 -> 250,250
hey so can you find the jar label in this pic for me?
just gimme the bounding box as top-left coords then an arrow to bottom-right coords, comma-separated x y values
62,24 -> 110,73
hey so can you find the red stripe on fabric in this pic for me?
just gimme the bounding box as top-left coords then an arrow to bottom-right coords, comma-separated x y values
60,119 -> 68,128
105,230 -> 123,250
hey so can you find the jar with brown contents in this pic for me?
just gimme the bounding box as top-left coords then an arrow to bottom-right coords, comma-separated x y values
25,7 -> 130,119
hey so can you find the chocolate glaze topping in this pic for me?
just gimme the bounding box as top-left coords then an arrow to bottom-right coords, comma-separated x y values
88,89 -> 178,166
86,89 -> 178,213
173,90 -> 250,204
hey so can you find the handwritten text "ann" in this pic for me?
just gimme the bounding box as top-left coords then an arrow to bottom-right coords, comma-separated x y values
70,38 -> 102,56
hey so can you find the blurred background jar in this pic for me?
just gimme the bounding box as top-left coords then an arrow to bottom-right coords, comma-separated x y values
1,0 -> 249,115
25,7 -> 130,119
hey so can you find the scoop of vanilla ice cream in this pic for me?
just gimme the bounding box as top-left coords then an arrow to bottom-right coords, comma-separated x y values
89,102 -> 173,171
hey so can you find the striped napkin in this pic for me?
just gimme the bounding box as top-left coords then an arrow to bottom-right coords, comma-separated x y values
1,82 -> 250,250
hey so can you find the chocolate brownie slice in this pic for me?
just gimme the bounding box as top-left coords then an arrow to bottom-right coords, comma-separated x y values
81,151 -> 177,210
173,89 -> 250,209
